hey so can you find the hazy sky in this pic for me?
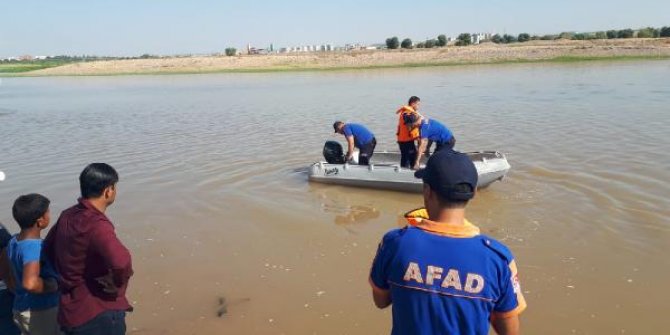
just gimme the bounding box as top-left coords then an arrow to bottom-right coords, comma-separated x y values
2,0 -> 668,57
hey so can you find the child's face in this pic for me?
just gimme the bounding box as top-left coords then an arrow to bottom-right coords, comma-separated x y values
37,208 -> 51,229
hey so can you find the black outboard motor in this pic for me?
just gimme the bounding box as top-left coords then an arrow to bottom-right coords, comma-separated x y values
323,141 -> 346,164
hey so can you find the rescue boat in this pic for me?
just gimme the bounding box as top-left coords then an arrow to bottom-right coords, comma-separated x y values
307,141 -> 510,192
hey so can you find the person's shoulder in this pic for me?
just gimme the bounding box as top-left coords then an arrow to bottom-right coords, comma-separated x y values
477,234 -> 515,264
379,227 -> 409,248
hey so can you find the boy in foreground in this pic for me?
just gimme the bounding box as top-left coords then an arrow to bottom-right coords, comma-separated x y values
8,194 -> 61,335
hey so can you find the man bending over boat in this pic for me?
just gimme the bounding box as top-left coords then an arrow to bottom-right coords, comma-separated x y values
333,121 -> 377,165
403,114 -> 456,170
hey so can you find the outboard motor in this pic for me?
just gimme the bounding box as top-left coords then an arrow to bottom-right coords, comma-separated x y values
323,141 -> 345,164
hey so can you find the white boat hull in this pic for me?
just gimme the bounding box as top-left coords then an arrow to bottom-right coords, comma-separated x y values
308,151 -> 510,192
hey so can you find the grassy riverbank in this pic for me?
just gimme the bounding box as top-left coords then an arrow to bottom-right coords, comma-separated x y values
4,39 -> 670,77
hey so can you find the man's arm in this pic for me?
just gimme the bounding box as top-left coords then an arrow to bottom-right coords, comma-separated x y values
413,138 -> 429,170
370,281 -> 391,309
21,262 -> 58,294
0,248 -> 16,291
345,136 -> 355,161
491,315 -> 520,335
90,220 -> 133,292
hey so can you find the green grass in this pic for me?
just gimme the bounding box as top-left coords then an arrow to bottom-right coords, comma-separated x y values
0,60 -> 72,73
4,54 -> 670,77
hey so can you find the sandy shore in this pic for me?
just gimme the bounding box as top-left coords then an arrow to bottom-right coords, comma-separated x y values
19,39 -> 670,76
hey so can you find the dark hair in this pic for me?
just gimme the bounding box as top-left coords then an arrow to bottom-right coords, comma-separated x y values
433,183 -> 472,209
408,96 -> 420,105
0,222 -> 12,249
80,163 -> 119,199
12,194 -> 50,230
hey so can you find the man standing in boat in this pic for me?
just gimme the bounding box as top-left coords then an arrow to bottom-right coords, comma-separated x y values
369,150 -> 526,335
396,96 -> 421,168
404,114 -> 456,170
333,121 -> 377,165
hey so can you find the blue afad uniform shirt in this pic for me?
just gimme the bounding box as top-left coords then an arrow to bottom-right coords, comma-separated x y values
419,119 -> 453,143
370,209 -> 526,335
7,237 -> 59,312
343,123 -> 375,148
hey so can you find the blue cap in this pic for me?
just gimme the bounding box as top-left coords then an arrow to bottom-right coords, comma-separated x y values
414,150 -> 478,201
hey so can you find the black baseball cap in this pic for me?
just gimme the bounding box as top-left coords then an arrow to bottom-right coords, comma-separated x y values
414,150 -> 478,201
333,121 -> 344,133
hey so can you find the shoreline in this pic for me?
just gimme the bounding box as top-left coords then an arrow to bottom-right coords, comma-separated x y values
3,39 -> 670,77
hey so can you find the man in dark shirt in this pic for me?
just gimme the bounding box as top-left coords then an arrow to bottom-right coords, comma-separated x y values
44,163 -> 133,335
0,222 -> 20,335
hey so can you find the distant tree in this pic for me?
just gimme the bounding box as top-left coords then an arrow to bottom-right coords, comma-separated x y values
572,33 -> 586,40
503,34 -> 517,43
225,48 -> 237,56
517,33 -> 531,42
401,38 -> 413,49
606,30 -> 618,39
424,39 -> 437,48
437,34 -> 448,47
637,27 -> 658,38
386,37 -> 400,49
416,42 -> 426,48
491,34 -> 504,44
661,26 -> 670,37
558,32 -> 574,39
595,31 -> 607,39
531,35 -> 541,40
617,29 -> 634,38
540,34 -> 555,40
456,33 -> 472,46
139,54 -> 155,59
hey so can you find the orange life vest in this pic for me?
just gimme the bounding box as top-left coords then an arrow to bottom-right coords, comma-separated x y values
396,106 -> 419,142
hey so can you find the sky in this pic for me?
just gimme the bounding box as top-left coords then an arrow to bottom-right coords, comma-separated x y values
1,0 -> 669,57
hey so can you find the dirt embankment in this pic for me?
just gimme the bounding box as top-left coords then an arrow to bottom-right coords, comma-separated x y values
26,39 -> 670,76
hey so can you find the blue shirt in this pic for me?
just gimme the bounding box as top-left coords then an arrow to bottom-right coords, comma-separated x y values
419,119 -> 453,143
7,237 -> 59,312
370,217 -> 525,335
343,123 -> 375,148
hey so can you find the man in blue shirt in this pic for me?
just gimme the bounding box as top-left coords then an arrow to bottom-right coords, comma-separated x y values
369,150 -> 526,335
333,121 -> 377,165
403,114 -> 456,170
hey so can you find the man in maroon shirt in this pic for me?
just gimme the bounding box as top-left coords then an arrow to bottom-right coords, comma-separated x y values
44,163 -> 133,335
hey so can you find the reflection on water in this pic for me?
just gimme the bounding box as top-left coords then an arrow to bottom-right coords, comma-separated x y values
1,61 -> 669,334
333,206 -> 380,226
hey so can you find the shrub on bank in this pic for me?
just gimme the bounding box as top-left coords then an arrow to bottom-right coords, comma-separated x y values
617,29 -> 634,38
401,38 -> 413,49
456,33 -> 472,46
437,35 -> 448,47
386,37 -> 400,49
225,48 -> 236,56
517,33 -> 531,42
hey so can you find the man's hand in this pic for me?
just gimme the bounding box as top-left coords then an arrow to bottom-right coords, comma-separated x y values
411,163 -> 420,170
96,270 -> 119,295
345,152 -> 353,162
43,277 -> 59,293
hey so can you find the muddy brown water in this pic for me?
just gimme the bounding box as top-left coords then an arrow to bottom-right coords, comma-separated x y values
1,61 -> 669,334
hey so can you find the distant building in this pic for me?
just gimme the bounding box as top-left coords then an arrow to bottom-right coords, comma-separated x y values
471,33 -> 493,45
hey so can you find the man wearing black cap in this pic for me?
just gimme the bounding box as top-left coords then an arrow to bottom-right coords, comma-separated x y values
369,150 -> 526,335
333,121 -> 377,165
